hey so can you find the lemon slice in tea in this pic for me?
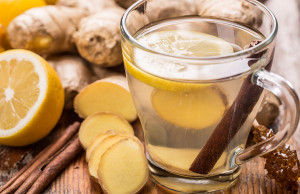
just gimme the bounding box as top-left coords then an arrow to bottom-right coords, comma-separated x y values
124,30 -> 233,92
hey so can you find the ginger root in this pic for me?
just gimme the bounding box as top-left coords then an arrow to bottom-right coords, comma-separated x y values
7,6 -> 88,55
97,137 -> 148,194
48,55 -> 121,109
78,112 -> 134,149
47,55 -> 96,109
73,7 -> 125,67
74,75 -> 137,122
197,0 -> 262,26
6,0 -> 120,60
146,0 -> 197,22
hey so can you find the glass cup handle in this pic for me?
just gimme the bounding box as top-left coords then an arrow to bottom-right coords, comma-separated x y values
236,69 -> 300,164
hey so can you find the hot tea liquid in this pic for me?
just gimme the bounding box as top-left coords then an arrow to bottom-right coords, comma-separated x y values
123,17 -> 265,176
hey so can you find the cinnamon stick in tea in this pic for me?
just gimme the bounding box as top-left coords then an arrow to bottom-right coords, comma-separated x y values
189,41 -> 271,174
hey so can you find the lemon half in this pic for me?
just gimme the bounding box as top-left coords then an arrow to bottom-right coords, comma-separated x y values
0,49 -> 64,146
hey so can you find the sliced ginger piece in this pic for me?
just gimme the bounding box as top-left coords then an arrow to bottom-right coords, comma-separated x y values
86,131 -> 132,161
86,131 -> 116,161
98,138 -> 148,194
74,75 -> 137,122
88,134 -> 133,180
152,86 -> 227,129
79,112 -> 134,149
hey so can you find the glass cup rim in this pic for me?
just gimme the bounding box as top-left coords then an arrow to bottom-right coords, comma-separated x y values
120,0 -> 278,62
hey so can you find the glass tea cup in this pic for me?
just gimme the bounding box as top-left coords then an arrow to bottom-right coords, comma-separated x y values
120,0 -> 299,192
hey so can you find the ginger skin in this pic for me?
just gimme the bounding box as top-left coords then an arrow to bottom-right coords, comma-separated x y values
197,0 -> 262,26
47,55 -> 97,109
73,7 -> 125,67
7,6 -> 88,55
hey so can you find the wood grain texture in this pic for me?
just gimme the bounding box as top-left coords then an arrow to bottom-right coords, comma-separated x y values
1,0 -> 300,193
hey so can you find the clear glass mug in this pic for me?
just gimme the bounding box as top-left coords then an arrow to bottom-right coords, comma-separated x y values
120,0 -> 300,193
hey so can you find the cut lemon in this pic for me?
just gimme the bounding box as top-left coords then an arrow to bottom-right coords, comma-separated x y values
0,49 -> 64,146
152,86 -> 227,129
124,30 -> 233,91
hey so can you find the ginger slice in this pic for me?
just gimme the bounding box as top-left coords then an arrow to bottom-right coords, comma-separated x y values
79,112 -> 134,149
88,134 -> 132,180
98,138 -> 148,194
86,131 -> 132,161
152,86 -> 227,129
74,75 -> 137,122
86,131 -> 115,161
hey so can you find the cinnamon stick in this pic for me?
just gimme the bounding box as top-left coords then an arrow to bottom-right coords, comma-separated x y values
1,122 -> 80,193
14,169 -> 42,194
0,149 -> 42,193
189,41 -> 271,174
27,136 -> 83,194
14,135 -> 77,194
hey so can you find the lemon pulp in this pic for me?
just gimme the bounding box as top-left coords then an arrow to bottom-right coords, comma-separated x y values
0,58 -> 41,129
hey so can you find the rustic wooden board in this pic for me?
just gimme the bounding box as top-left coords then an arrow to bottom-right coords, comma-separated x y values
1,0 -> 300,193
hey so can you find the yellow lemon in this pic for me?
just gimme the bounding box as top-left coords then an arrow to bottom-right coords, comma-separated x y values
0,49 -> 64,146
0,0 -> 46,28
124,30 -> 233,91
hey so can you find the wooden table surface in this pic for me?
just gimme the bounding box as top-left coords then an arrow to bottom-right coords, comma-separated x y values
1,0 -> 300,193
